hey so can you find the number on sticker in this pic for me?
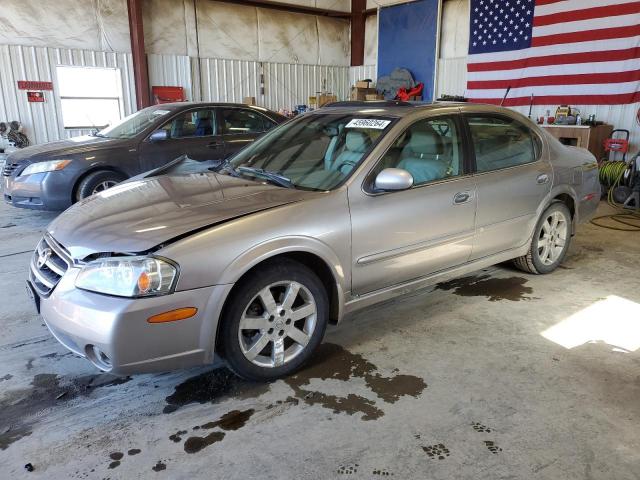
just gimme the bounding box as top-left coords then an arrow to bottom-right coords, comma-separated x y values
345,119 -> 391,130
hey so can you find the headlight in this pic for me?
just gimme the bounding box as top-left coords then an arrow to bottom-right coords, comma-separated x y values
21,159 -> 72,176
75,256 -> 178,298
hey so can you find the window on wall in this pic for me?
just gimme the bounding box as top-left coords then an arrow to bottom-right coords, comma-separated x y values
56,66 -> 123,129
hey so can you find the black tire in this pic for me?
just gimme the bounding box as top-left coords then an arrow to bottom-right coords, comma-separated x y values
219,259 -> 329,381
514,202 -> 572,274
75,170 -> 126,202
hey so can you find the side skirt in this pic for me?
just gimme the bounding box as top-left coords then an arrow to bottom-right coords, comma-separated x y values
342,244 -> 530,316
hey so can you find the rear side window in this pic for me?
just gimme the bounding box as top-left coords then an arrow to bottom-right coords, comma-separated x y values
221,109 -> 269,134
467,116 -> 539,173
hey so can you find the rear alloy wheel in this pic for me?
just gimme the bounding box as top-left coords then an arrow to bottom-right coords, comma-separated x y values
514,202 -> 572,274
75,170 -> 126,202
220,259 -> 328,381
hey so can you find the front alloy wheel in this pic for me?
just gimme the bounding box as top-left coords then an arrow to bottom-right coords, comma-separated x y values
238,281 -> 317,368
220,259 -> 328,381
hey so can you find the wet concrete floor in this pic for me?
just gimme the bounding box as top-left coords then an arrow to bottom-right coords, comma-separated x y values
1,201 -> 639,479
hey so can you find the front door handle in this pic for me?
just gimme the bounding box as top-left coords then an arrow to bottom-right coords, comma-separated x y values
207,141 -> 223,148
453,191 -> 472,205
537,173 -> 550,184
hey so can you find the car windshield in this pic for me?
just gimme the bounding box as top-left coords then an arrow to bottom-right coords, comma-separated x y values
97,107 -> 172,139
222,113 -> 395,191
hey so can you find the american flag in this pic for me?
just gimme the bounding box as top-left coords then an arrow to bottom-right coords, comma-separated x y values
466,0 -> 640,106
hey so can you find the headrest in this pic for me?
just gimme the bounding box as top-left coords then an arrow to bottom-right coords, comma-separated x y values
345,131 -> 371,153
405,127 -> 443,158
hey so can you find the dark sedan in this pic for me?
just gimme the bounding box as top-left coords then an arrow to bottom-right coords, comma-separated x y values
3,102 -> 286,210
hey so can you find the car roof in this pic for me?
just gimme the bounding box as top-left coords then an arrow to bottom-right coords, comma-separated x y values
315,101 -> 469,118
150,102 -> 279,115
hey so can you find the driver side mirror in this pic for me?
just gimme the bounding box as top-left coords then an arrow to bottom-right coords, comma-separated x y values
149,130 -> 169,142
374,168 -> 414,191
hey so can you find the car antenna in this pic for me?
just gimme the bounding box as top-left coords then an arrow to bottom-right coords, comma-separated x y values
500,86 -> 511,107
528,94 -> 534,118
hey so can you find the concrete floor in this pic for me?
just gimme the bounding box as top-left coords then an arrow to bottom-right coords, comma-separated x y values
0,199 -> 639,479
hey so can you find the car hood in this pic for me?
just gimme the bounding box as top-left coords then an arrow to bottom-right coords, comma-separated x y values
7,135 -> 127,163
47,173 -> 318,259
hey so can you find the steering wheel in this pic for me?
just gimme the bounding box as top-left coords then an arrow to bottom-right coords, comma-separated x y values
435,123 -> 450,136
335,160 -> 357,174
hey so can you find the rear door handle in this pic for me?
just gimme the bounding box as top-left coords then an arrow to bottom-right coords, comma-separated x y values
537,173 -> 550,184
453,191 -> 472,205
207,141 -> 223,148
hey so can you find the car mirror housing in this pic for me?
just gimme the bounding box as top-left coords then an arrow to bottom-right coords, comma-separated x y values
149,130 -> 169,142
374,168 -> 414,191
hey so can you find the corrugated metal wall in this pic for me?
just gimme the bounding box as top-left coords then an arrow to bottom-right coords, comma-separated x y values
2,45 -> 373,145
350,65 -> 377,86
198,58 -> 353,110
436,57 -> 466,97
0,45 -> 135,143
0,44 -> 136,144
147,54 -> 193,100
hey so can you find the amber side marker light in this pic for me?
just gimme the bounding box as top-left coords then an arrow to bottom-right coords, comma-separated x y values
147,307 -> 198,324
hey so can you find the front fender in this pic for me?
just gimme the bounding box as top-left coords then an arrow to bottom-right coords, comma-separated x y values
218,235 -> 347,322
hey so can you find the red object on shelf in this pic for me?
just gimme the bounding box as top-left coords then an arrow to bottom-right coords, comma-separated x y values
152,86 -> 186,104
395,82 -> 424,102
18,80 -> 53,90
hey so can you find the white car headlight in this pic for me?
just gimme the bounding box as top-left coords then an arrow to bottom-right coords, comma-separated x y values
75,256 -> 178,298
21,159 -> 71,176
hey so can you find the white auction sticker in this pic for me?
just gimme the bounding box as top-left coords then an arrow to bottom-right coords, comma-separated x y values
345,118 -> 391,130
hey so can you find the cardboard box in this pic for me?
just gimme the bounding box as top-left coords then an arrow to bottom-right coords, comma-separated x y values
355,80 -> 371,88
351,87 -> 377,101
317,94 -> 337,107
365,93 -> 384,101
243,96 -> 256,105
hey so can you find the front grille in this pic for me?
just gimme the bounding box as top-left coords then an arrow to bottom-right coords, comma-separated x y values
29,234 -> 72,297
2,162 -> 20,176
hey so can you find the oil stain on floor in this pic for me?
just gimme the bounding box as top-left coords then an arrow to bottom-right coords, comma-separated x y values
0,373 -> 131,450
284,343 -> 427,420
163,343 -> 428,457
163,369 -> 270,414
164,343 -> 427,422
436,275 -> 533,302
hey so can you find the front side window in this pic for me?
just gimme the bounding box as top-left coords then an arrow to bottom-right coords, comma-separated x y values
224,113 -> 394,191
467,116 -> 538,173
159,109 -> 217,138
97,106 -> 172,139
372,116 -> 464,187
221,109 -> 269,134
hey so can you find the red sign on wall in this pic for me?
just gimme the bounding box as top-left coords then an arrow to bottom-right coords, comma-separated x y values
27,91 -> 45,103
18,81 -> 53,90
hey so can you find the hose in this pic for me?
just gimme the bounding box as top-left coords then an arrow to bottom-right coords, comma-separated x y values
591,157 -> 640,231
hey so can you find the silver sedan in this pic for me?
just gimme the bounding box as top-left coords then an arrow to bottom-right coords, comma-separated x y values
28,102 -> 600,380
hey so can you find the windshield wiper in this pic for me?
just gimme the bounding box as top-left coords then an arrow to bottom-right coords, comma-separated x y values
236,166 -> 295,189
